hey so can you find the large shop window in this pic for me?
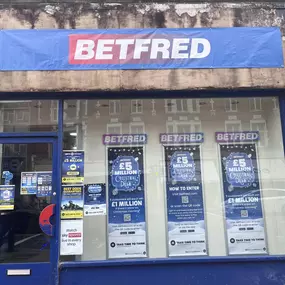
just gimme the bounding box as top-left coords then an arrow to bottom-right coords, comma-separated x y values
61,97 -> 285,261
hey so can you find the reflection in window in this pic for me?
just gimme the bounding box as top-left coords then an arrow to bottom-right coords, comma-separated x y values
109,100 -> 121,115
107,123 -> 122,134
251,120 -> 268,147
176,99 -> 188,112
225,120 -> 242,132
131,100 -> 143,114
129,122 -> 145,134
164,99 -> 199,114
249,98 -> 263,112
165,99 -> 175,113
177,123 -> 191,133
189,99 -> 200,113
0,100 -> 58,132
167,121 -> 202,133
51,100 -> 58,122
225,98 -> 238,112
61,97 -> 285,262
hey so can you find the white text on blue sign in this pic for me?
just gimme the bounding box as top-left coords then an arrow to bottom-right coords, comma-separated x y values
160,133 -> 204,144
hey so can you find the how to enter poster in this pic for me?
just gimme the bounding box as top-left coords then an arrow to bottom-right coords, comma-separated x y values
108,146 -> 146,259
164,142 -> 207,256
219,137 -> 267,255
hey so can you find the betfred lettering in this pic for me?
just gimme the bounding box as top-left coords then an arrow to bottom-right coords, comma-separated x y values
216,132 -> 259,142
70,36 -> 211,64
160,133 -> 204,144
103,134 -> 147,145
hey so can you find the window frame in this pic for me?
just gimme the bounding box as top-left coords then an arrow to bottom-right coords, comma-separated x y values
2,91 -> 284,270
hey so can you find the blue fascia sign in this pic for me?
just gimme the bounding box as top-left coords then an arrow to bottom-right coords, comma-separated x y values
0,27 -> 283,70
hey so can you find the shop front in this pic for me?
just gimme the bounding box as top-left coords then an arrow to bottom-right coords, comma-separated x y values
0,27 -> 285,285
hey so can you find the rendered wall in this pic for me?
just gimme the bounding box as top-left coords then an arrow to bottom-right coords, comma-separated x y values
0,2 -> 285,91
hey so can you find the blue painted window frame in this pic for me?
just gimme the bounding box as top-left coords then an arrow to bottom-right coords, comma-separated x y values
59,92 -> 285,269
0,99 -> 63,285
1,92 -> 285,277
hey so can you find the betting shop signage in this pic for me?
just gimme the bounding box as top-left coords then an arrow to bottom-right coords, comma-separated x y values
0,27 -> 283,70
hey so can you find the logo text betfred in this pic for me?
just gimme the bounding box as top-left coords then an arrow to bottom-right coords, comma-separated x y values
216,132 -> 259,142
69,34 -> 211,65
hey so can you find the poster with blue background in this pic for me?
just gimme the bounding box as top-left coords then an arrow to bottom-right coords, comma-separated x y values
36,172 -> 52,197
84,183 -> 106,216
0,185 -> 15,210
108,147 -> 146,259
220,143 -> 267,255
21,172 -> 37,195
164,145 -> 207,256
62,151 -> 84,184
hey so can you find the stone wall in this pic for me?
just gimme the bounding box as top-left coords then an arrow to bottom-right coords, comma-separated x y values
1,2 -> 285,91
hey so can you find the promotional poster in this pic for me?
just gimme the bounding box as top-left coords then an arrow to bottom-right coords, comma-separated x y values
108,146 -> 147,259
20,171 -> 52,196
36,172 -> 52,197
164,144 -> 207,256
219,141 -> 267,255
61,185 -> 84,219
84,183 -> 106,216
20,172 -> 38,195
62,151 -> 84,184
0,185 -> 15,210
60,220 -> 83,255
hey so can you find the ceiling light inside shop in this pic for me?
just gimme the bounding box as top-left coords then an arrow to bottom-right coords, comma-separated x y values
70,132 -> 77,136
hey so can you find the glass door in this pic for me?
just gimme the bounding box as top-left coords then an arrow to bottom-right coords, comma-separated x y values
0,137 -> 58,285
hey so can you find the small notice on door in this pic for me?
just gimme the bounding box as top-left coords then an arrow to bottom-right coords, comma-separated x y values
60,220 -> 83,255
0,185 -> 15,210
20,171 -> 52,196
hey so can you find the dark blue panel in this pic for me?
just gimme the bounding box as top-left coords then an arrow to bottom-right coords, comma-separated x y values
60,258 -> 285,285
0,27 -> 283,70
1,263 -> 50,285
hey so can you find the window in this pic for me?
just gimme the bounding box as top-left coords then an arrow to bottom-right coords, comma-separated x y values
62,97 -> 285,262
225,98 -> 238,112
51,100 -> 58,122
0,100 -> 58,132
249,98 -> 263,112
167,121 -> 202,133
129,122 -> 145,134
225,120 -> 242,132
189,99 -> 200,113
109,100 -> 121,115
164,99 -> 199,113
107,123 -> 122,134
176,99 -> 188,112
251,120 -> 268,147
131,100 -> 143,114
165,99 -> 175,113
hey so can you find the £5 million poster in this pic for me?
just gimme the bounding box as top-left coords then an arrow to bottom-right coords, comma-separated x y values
163,134 -> 207,256
108,146 -> 146,259
218,132 -> 267,255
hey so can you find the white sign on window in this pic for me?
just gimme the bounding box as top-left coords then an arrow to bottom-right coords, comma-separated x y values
60,220 -> 83,255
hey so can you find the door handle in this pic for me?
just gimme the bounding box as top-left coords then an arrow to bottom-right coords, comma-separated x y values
39,204 -> 55,237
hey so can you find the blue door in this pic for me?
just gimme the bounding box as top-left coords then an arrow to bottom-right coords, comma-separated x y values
0,137 -> 59,285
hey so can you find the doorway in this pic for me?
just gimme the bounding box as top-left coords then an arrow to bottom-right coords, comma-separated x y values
0,137 -> 59,285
